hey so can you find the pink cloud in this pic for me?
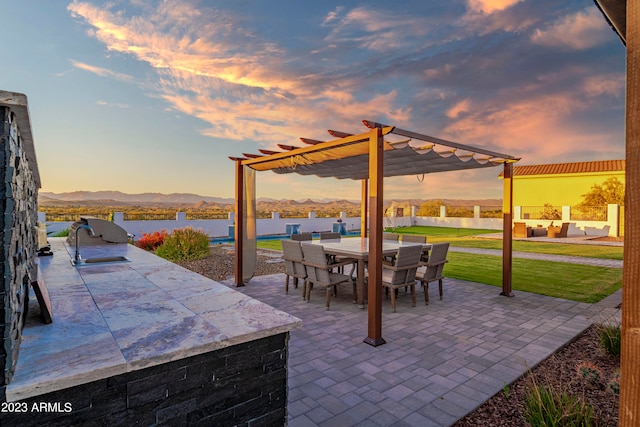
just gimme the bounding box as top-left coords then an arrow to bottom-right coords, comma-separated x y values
70,60 -> 134,82
446,99 -> 472,119
442,88 -> 621,165
531,7 -> 610,50
467,0 -> 523,15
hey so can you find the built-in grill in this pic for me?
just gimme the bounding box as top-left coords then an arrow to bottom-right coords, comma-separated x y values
66,217 -> 128,246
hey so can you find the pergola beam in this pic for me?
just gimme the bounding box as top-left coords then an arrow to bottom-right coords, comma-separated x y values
621,0 -> 639,422
364,127 -> 386,346
234,159 -> 245,287
501,162 -> 514,296
361,179 -> 368,238
364,120 -> 518,161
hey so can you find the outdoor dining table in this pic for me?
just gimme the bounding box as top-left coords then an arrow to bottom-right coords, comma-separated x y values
311,237 -> 431,308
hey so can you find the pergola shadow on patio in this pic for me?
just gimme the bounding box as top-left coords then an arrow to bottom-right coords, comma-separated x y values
222,273 -> 592,426
230,120 -> 519,346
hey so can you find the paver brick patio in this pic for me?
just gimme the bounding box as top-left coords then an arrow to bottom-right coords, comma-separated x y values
222,247 -> 620,426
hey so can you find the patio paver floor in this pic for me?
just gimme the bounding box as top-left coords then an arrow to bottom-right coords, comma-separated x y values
222,267 -> 618,426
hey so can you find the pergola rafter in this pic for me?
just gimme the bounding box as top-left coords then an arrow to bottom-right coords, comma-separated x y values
231,120 -> 519,345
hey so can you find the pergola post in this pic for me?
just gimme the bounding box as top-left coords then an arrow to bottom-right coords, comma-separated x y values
361,179 -> 368,237
234,159 -> 245,287
364,127 -> 386,346
501,162 -> 514,296
621,0 -> 640,422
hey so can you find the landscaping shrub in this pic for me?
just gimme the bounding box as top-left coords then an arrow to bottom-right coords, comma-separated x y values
155,227 -> 210,261
575,361 -> 602,385
135,230 -> 168,251
596,323 -> 621,356
524,375 -> 597,426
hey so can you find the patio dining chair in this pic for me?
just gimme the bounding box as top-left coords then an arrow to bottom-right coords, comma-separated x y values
291,232 -> 312,241
381,232 -> 400,264
301,242 -> 356,310
415,242 -> 449,305
401,234 -> 429,264
320,232 -> 341,240
281,239 -> 307,295
319,231 -> 356,273
368,244 -> 423,313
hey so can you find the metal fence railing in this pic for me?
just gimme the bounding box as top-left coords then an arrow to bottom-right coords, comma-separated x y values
415,207 -> 440,217
42,213 -> 111,222
185,212 -> 230,220
479,206 -> 503,218
123,212 -> 177,221
521,205 -> 562,220
446,206 -> 475,218
570,206 -> 608,221
279,214 -> 314,219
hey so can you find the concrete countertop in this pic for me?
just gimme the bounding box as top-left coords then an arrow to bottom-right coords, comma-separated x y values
7,238 -> 301,401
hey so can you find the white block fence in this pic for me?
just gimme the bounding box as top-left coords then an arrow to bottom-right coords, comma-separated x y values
38,204 -> 621,239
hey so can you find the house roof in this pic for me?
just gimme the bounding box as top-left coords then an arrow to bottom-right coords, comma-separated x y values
594,0 -> 626,45
499,159 -> 625,177
233,120 -> 519,180
0,91 -> 40,188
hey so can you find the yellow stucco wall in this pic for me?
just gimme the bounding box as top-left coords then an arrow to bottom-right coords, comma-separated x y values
513,171 -> 625,207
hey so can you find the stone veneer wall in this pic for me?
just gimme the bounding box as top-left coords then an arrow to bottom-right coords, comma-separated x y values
2,333 -> 289,426
0,106 -> 38,389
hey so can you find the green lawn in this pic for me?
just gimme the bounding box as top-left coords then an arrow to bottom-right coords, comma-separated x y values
251,226 -> 623,303
387,226 -> 623,260
445,252 -> 621,303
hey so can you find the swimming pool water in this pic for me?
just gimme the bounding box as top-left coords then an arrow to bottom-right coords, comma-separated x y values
211,231 -> 360,244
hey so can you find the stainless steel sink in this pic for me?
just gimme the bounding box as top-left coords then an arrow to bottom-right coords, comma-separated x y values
71,256 -> 131,266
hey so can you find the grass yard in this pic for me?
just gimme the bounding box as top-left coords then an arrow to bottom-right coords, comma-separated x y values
387,225 -> 495,237
386,225 -> 623,260
445,252 -> 622,303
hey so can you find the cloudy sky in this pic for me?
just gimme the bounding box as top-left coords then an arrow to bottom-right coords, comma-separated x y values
4,0 -> 625,201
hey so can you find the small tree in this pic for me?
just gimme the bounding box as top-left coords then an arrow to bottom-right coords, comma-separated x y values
576,177 -> 625,207
539,203 -> 561,220
417,200 -> 442,217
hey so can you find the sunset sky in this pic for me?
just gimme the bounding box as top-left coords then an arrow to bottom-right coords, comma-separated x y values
4,0 -> 626,201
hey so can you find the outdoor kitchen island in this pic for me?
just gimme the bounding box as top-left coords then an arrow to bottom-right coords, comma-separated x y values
3,238 -> 301,426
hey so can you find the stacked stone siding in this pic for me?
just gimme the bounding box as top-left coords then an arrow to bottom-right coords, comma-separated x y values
2,334 -> 289,426
0,106 -> 38,388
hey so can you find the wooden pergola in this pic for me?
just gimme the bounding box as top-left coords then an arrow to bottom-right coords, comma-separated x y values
594,1 -> 639,424
230,120 -> 519,346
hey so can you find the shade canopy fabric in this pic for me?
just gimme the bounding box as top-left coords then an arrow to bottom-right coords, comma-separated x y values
234,120 -> 519,179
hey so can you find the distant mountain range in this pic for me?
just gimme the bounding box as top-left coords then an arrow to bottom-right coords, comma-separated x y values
39,191 -> 234,206
38,190 -> 501,208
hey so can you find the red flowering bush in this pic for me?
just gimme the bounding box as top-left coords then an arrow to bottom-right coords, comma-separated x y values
135,230 -> 168,251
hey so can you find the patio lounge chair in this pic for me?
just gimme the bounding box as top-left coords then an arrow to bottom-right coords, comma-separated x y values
281,240 -> 307,295
376,244 -> 423,313
547,222 -> 570,238
415,242 -> 449,305
301,243 -> 356,310
513,222 -> 532,238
